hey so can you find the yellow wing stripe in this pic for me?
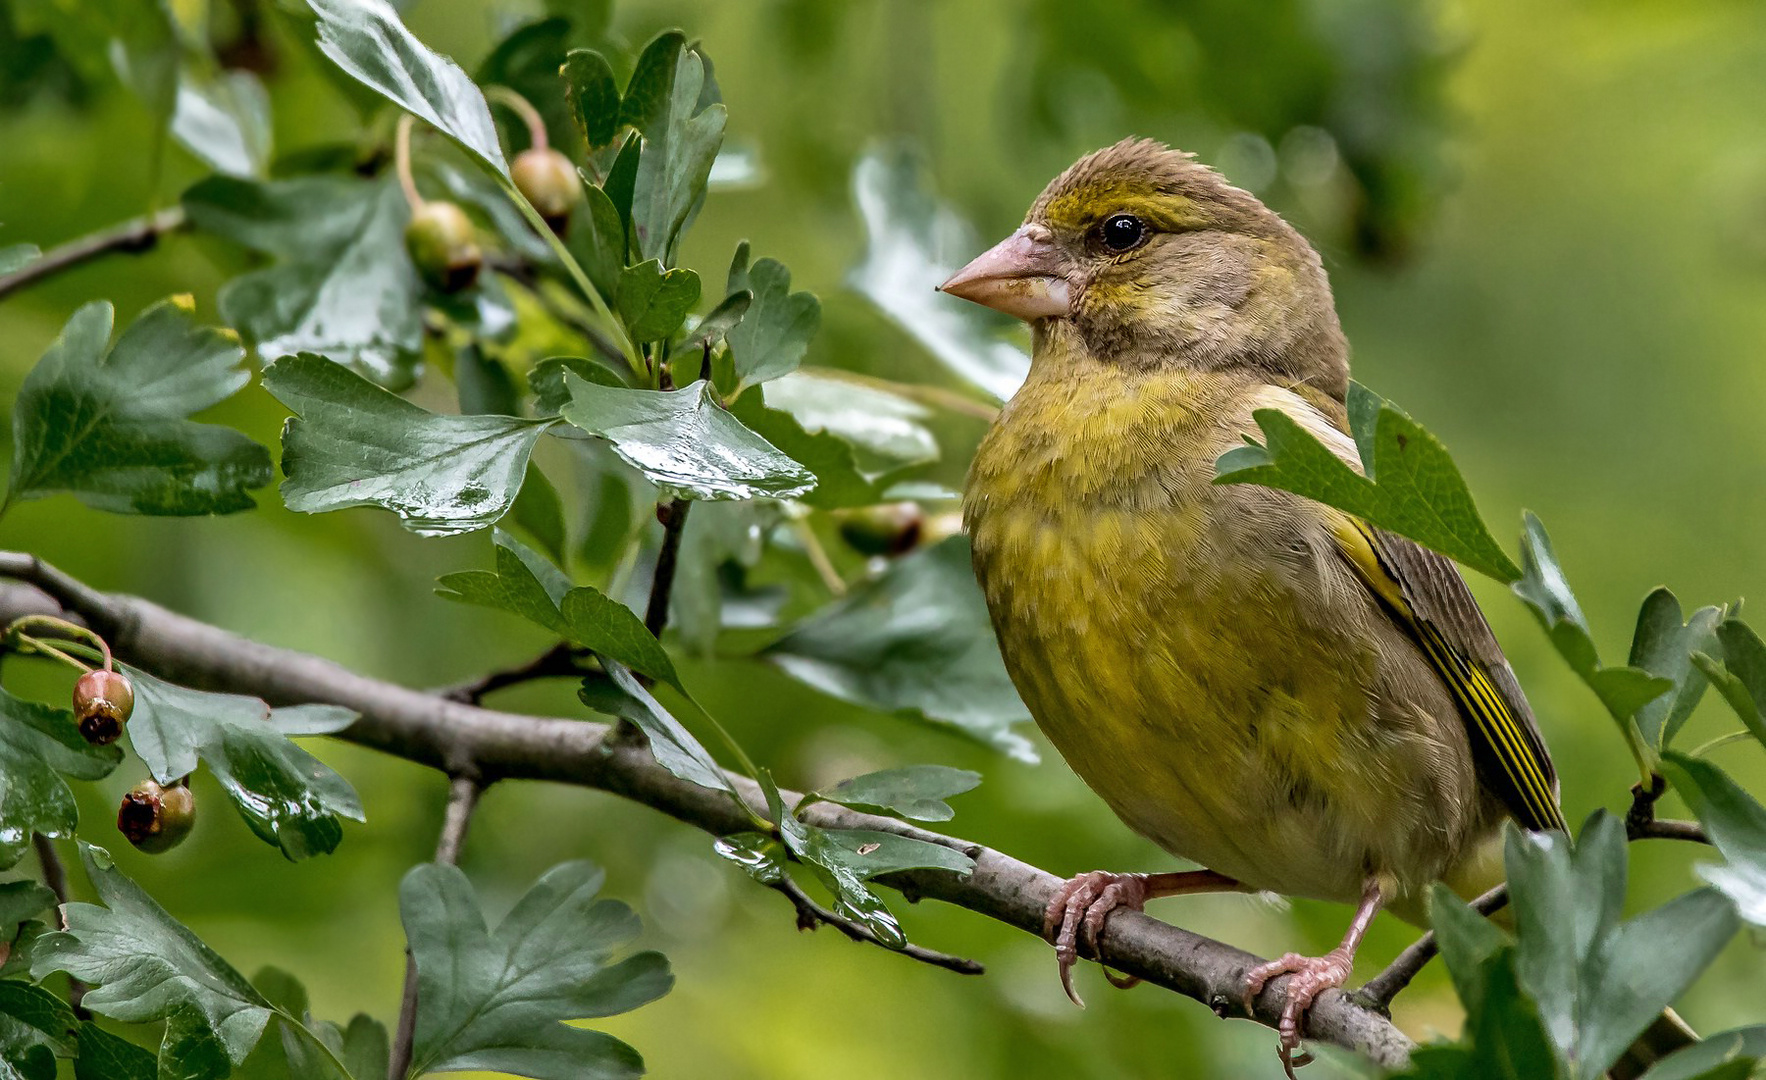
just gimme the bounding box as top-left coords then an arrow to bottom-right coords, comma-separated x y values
1332,515 -> 1565,833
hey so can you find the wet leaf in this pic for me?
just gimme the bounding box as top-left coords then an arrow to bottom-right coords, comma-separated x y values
32,846 -> 275,1073
265,353 -> 555,536
1215,382 -> 1521,582
1506,813 -> 1738,1080
579,663 -> 733,797
0,980 -> 78,1080
762,370 -> 938,473
727,257 -> 819,390
185,174 -> 423,387
121,666 -> 365,861
437,530 -> 679,688
401,860 -> 670,1080
766,537 -> 1036,761
628,43 -> 724,262
616,260 -> 700,342
711,832 -> 784,884
173,69 -> 271,178
1661,752 -> 1766,928
727,392 -> 913,509
558,375 -> 814,501
848,147 -> 1029,402
0,687 -> 123,870
814,765 -> 981,822
307,0 -> 507,176
5,298 -> 271,516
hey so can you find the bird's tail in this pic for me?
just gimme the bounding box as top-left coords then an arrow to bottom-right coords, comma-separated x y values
1608,1009 -> 1697,1080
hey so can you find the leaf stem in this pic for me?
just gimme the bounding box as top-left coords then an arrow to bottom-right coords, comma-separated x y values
791,517 -> 847,596
0,207 -> 187,303
4,615 -> 112,669
502,183 -> 642,372
484,86 -> 548,152
1688,730 -> 1755,758
394,115 -> 425,212
390,774 -> 481,1080
766,873 -> 982,975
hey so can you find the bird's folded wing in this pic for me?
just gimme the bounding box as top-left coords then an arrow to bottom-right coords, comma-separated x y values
1329,514 -> 1567,833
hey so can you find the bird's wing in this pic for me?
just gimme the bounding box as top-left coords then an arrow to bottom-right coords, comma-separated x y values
1268,384 -> 1566,833
1326,498 -> 1566,834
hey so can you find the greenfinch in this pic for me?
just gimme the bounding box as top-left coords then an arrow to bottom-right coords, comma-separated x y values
944,139 -> 1567,1071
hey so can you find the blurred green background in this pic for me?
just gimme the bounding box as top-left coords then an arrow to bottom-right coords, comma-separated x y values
6,0 -> 1766,1076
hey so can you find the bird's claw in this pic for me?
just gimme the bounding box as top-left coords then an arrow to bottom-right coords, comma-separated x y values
1043,871 -> 1150,1008
1241,949 -> 1354,1078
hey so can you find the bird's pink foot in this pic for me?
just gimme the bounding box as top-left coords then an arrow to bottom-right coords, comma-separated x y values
1043,870 -> 1151,1007
1242,948 -> 1355,1078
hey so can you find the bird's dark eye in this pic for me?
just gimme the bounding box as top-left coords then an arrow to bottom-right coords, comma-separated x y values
1098,213 -> 1147,253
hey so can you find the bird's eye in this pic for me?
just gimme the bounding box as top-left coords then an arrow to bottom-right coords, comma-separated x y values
1098,213 -> 1148,253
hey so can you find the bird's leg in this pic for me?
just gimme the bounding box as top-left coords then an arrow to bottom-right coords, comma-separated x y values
1242,878 -> 1385,1078
1044,868 -> 1244,1007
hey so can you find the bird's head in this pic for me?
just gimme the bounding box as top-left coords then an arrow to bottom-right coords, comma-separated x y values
940,138 -> 1348,396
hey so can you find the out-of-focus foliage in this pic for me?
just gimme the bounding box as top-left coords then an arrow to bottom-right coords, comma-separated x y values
3,0 -> 1766,1077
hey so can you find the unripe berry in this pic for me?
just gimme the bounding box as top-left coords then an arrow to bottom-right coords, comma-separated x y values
835,502 -> 925,557
73,669 -> 133,746
511,147 -> 582,236
404,200 -> 482,292
117,780 -> 195,854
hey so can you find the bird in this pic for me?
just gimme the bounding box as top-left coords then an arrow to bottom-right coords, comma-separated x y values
940,138 -> 1670,1075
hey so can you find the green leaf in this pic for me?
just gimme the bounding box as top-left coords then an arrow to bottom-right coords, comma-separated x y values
686,289 -> 750,351
1627,589 -> 1722,750
814,765 -> 981,822
307,0 -> 507,176
1427,883 -> 1510,1022
0,881 -> 56,939
32,846 -> 275,1073
74,1022 -> 157,1080
0,244 -> 38,274
800,825 -> 974,881
558,375 -> 815,501
173,69 -> 272,178
401,860 -> 671,1080
565,182 -> 627,303
185,174 -> 424,387
766,536 -> 1037,762
1213,383 -> 1521,582
616,260 -> 700,342
848,147 -> 1029,402
1661,752 -> 1766,927
1512,513 -> 1670,748
563,48 -> 620,148
121,665 -> 365,861
618,31 -> 687,137
437,530 -> 679,689
340,1014 -> 389,1080
762,371 -> 939,473
711,832 -> 785,884
1694,619 -> 1766,751
1637,1027 -> 1766,1080
5,298 -> 271,516
0,687 -> 123,870
509,464 -> 568,565
727,393 -> 908,510
530,356 -> 629,415
726,258 -> 819,390
0,981 -> 78,1080
1505,814 -> 1739,1080
628,44 -> 725,262
579,663 -> 735,797
265,353 -> 555,536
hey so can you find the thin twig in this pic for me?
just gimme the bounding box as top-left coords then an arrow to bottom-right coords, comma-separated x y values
389,774 -> 482,1080
767,873 -> 983,975
0,208 -> 188,301
394,114 -> 423,212
645,500 -> 691,638
791,518 -> 848,596
437,642 -> 583,704
0,556 -> 1417,1071
1625,774 -> 1710,844
1632,818 -> 1710,844
1359,885 -> 1510,1011
32,834 -> 89,1018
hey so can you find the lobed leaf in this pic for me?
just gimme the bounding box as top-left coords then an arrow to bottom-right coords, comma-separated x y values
814,765 -> 981,822
0,980 -> 78,1080
6,299 -> 271,516
121,666 -> 364,861
0,687 -> 123,870
727,257 -> 820,390
401,860 -> 670,1080
562,48 -> 620,148
1661,752 -> 1766,928
627,41 -> 725,262
558,375 -> 814,502
307,0 -> 507,175
616,260 -> 700,343
265,353 -> 554,536
765,537 -> 1037,761
1692,619 -> 1766,751
1627,589 -> 1723,750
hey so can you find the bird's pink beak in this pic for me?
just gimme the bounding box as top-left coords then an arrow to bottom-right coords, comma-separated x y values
938,224 -> 1072,321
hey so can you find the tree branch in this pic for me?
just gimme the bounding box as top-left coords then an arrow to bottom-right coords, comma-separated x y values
1359,886 -> 1510,1011
0,554 -> 1415,1071
0,209 -> 189,301
389,774 -> 481,1080
436,642 -> 583,704
645,500 -> 690,638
